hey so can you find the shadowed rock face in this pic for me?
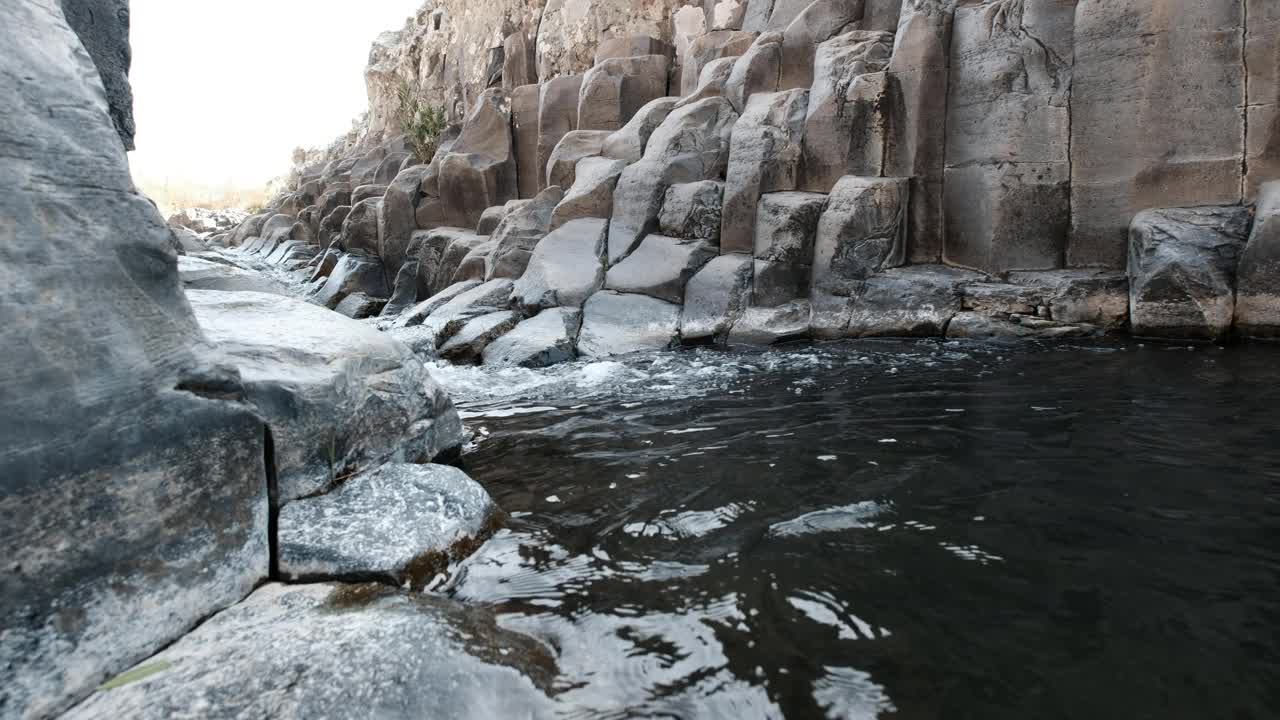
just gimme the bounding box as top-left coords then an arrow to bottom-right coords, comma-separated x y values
60,0 -> 135,149
1,3 -> 267,716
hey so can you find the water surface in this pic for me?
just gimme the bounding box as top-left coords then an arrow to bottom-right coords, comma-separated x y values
432,339 -> 1280,719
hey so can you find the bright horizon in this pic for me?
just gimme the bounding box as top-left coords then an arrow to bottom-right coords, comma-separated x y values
127,0 -> 420,209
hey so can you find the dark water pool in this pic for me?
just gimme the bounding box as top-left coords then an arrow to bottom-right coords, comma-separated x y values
430,339 -> 1280,719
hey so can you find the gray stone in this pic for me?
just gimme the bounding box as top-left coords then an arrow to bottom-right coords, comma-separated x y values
846,265 -> 984,337
602,96 -> 680,162
1128,206 -> 1252,340
338,198 -> 383,256
884,1 -> 953,264
538,75 -> 585,192
513,218 -> 608,311
231,212 -> 271,247
724,32 -> 782,112
278,463 -> 496,583
487,186 -> 564,279
608,97 -> 739,263
1,8 -> 267,714
800,31 -> 893,193
810,176 -> 908,298
946,312 -> 1099,340
438,89 -> 517,230
169,226 -> 205,253
752,191 -> 828,306
551,156 -> 627,229
178,256 -> 290,295
312,253 -> 389,309
334,292 -> 388,319
60,0 -> 134,148
319,205 -> 352,247
728,299 -> 811,345
503,32 -> 537,91
380,260 -> 421,318
778,0 -> 865,90
680,252 -> 754,340
721,89 -> 809,253
374,152 -> 412,185
440,311 -> 522,363
379,164 -> 432,277
351,183 -> 389,206
1006,270 -> 1130,329
676,56 -> 739,107
681,30 -> 757,96
659,180 -> 724,241
453,238 -> 499,284
545,130 -> 612,189
1246,0 -> 1280,199
384,325 -> 444,357
511,84 -> 542,199
1235,182 -> 1280,337
408,227 -> 480,298
1070,0 -> 1245,268
349,147 -> 389,188
189,291 -> 463,505
477,205 -> 511,235
607,234 -> 717,303
483,308 -> 584,367
395,280 -> 484,328
578,291 -> 682,356
944,0 -> 1072,274
578,55 -> 671,131
596,33 -> 675,64
62,583 -> 555,720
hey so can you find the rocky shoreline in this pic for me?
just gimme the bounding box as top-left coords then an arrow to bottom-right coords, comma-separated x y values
2,0 -> 1278,717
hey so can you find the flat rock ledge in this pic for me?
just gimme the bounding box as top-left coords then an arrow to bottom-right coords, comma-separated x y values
278,463 -> 499,587
63,583 -> 556,720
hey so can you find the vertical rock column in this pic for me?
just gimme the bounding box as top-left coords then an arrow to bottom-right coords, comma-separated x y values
883,0 -> 955,264
942,0 -> 1075,274
1069,0 -> 1246,268
1245,0 -> 1279,200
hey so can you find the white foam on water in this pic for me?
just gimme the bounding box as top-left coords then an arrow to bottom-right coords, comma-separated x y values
768,501 -> 889,538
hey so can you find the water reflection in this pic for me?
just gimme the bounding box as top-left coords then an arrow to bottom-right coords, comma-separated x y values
439,339 -> 1280,718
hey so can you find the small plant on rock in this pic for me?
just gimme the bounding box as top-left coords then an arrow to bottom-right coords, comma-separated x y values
396,78 -> 447,163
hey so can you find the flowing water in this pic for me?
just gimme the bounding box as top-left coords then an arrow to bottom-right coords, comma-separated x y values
428,339 -> 1280,719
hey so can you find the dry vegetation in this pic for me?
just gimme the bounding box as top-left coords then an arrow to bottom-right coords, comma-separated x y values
134,175 -> 282,217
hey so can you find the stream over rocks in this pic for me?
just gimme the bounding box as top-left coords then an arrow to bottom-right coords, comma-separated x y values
430,339 -> 1280,718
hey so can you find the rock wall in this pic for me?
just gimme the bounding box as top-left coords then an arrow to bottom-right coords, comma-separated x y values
1,2 -> 266,716
231,0 -> 1277,362
59,0 -> 135,149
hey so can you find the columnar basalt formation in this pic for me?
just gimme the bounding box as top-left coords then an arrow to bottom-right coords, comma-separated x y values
224,0 -> 1276,364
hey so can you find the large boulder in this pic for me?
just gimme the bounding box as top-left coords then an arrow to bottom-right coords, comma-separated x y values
676,56 -> 739,107
724,32 -> 782,112
483,308 -> 583,367
799,31 -> 893,193
602,96 -> 680,162
278,464 -> 495,584
729,299 -> 811,345
550,156 -> 627,229
338,198 -> 383,256
680,252 -> 754,341
312,253 -> 390,309
577,55 -> 670,131
62,583 -> 555,720
680,30 -> 757,95
537,75 -> 585,192
2,5 -> 267,715
810,176 -> 908,298
659,180 -> 724,241
513,218 -> 609,311
438,89 -> 516,229
511,84 -> 542,199
752,191 -> 828,306
1235,182 -> 1280,337
776,0 -> 864,90
440,310 -> 522,364
608,97 -> 739,263
318,205 -> 352,247
578,291 -> 682,357
1127,206 -> 1252,340
378,164 -> 433,277
189,291 -> 463,505
545,129 -> 612,189
721,89 -> 809,253
486,186 -> 564,280
606,234 -> 717,303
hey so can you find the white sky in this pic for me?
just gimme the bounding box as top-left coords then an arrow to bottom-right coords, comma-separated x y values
127,0 -> 420,192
